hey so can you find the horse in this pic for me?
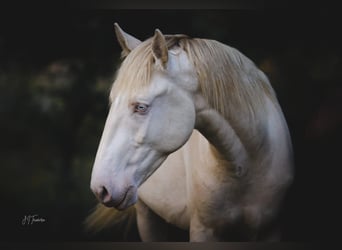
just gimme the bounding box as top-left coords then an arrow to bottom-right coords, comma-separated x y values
86,23 -> 294,241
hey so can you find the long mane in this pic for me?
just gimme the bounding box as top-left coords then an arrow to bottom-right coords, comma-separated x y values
110,35 -> 277,129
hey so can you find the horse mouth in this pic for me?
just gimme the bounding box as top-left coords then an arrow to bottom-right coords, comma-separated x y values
113,186 -> 136,210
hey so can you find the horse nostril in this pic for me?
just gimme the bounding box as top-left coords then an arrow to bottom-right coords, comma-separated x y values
97,186 -> 112,204
99,186 -> 107,199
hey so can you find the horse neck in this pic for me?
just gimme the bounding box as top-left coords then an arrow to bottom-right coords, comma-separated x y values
194,93 -> 270,176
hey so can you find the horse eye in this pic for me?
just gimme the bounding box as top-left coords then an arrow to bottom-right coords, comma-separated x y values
134,103 -> 149,114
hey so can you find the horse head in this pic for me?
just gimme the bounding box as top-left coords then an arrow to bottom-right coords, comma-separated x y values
90,24 -> 198,209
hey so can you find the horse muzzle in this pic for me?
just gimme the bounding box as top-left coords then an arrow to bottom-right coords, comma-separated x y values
92,184 -> 137,210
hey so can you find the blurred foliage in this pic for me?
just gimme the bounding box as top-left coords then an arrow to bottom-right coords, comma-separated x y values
0,10 -> 341,241
0,59 -> 111,240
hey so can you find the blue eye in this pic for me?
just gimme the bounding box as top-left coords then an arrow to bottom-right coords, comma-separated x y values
134,103 -> 149,114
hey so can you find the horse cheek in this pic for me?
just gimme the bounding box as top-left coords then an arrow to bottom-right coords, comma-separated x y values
162,104 -> 195,153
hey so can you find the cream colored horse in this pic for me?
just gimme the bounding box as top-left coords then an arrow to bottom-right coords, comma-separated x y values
88,23 -> 294,241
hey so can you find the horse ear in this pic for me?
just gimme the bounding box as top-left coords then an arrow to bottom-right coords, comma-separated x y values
114,23 -> 141,57
152,29 -> 168,69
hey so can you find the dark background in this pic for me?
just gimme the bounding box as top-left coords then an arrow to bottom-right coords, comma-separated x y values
0,9 -> 341,241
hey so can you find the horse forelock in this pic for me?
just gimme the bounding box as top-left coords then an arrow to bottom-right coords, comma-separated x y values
109,39 -> 154,103
110,34 -> 277,125
109,35 -> 190,104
